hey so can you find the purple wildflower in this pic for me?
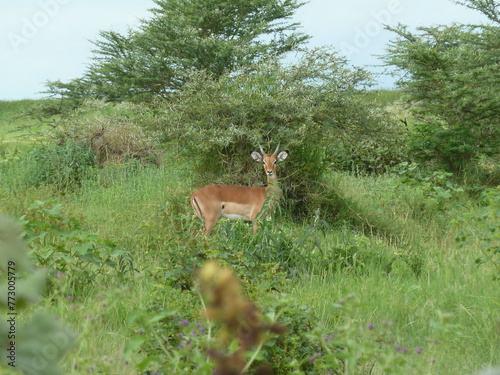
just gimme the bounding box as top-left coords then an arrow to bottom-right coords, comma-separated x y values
180,319 -> 189,326
415,347 -> 423,354
368,324 -> 375,330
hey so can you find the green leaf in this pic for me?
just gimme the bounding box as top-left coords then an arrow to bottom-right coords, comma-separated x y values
124,335 -> 147,361
147,310 -> 177,324
72,242 -> 94,255
45,204 -> 63,216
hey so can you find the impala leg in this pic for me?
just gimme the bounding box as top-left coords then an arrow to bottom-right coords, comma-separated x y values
250,209 -> 261,235
204,221 -> 214,237
203,212 -> 220,237
252,222 -> 259,234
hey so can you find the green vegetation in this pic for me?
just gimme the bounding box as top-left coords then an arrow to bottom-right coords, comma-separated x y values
1,0 -> 499,373
0,100 -> 499,373
0,100 -> 45,141
46,0 -> 309,101
384,7 -> 499,176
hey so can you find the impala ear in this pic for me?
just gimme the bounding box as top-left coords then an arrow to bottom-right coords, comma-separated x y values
276,150 -> 289,162
251,151 -> 263,162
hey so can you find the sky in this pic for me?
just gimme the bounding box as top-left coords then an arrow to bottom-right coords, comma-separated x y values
0,0 -> 489,100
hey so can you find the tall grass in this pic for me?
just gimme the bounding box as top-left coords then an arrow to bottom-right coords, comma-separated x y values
288,172 -> 498,374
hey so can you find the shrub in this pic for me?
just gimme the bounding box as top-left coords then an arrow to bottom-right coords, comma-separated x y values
19,200 -> 134,290
161,48 -> 403,220
27,140 -> 97,191
384,6 -> 500,174
25,99 -> 162,170
54,100 -> 162,167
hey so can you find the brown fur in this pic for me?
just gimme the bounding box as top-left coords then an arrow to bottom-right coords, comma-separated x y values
191,147 -> 288,236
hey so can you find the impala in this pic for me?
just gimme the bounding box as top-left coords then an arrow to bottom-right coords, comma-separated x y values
191,144 -> 289,236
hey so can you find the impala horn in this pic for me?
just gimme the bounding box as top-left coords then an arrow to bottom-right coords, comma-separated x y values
259,144 -> 265,156
274,142 -> 280,155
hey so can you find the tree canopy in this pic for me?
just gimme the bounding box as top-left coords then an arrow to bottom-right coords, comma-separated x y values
47,0 -> 309,101
384,0 -> 499,174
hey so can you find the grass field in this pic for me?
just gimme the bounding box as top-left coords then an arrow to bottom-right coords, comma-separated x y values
0,99 -> 498,374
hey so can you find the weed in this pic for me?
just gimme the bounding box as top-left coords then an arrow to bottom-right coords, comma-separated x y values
19,200 -> 134,291
27,140 -> 97,191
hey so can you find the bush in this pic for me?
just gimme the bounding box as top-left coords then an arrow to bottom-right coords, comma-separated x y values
384,6 -> 500,174
54,100 -> 162,167
331,130 -> 410,175
161,48 -> 404,220
20,200 -> 134,289
27,140 -> 97,191
24,99 -> 162,170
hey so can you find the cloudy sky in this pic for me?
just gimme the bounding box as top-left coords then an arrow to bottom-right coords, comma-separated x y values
0,0 -> 489,100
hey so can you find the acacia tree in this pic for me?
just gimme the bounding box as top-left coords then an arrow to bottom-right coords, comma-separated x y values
384,0 -> 499,174
455,0 -> 499,23
47,0 -> 309,101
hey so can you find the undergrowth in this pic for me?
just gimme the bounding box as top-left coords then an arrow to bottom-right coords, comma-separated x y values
0,130 -> 498,374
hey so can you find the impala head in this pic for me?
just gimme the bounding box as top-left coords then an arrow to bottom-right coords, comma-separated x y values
251,143 -> 289,180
